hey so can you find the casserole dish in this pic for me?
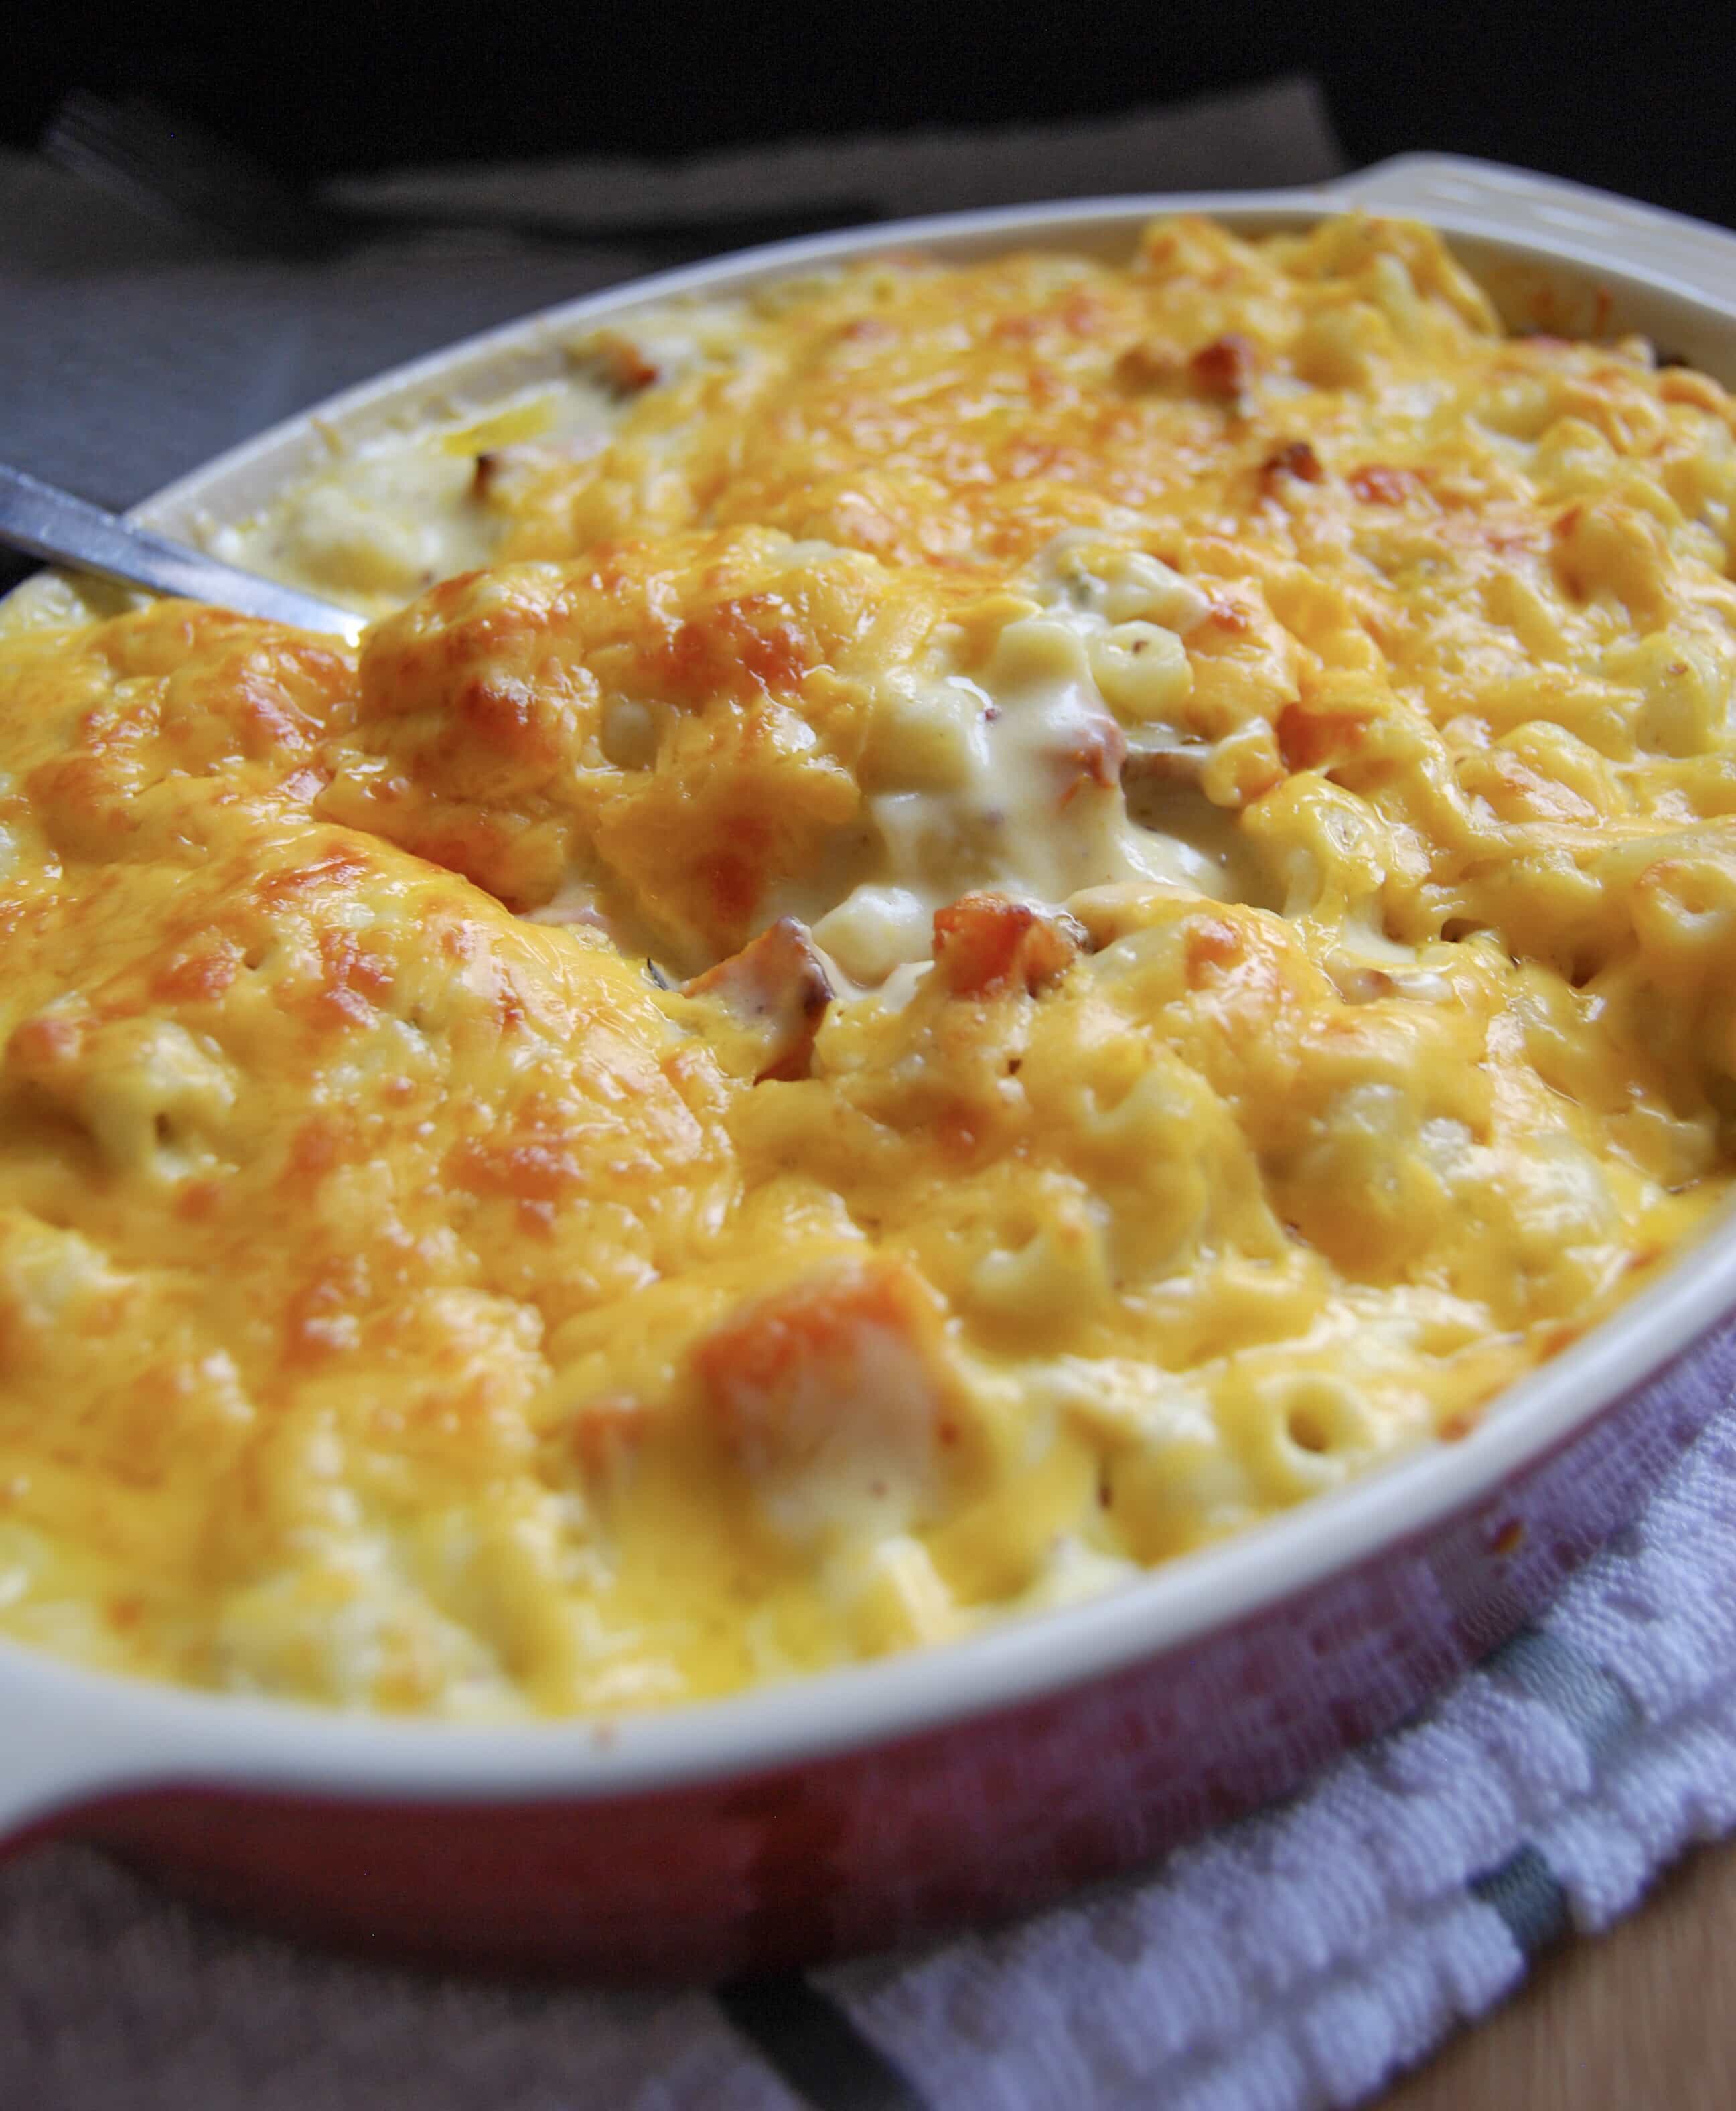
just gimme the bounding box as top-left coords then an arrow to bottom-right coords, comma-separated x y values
4,152 -> 1736,1980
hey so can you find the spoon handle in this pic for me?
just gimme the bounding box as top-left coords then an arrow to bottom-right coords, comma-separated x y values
0,463 -> 364,642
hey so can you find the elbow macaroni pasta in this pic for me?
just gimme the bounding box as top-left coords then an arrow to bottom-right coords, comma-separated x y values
1,212 -> 1734,1715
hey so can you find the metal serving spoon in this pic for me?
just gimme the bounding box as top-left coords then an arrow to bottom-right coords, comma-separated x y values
0,463 -> 365,643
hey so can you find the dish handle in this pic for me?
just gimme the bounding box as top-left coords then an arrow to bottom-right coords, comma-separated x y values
1327,153 -> 1736,313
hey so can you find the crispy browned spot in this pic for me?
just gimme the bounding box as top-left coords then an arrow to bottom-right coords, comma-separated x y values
1189,332 -> 1258,399
932,893 -> 1082,999
1261,439 -> 1324,492
1349,465 -> 1420,506
683,918 -> 834,1083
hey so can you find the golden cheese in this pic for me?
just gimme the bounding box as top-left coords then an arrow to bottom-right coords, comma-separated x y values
3,213 -> 1736,1716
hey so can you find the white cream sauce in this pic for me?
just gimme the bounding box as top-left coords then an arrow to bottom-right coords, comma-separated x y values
806,532 -> 1234,991
210,381 -> 616,618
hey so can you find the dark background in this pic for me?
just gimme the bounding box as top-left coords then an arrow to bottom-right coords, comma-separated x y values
3,3 -> 1733,230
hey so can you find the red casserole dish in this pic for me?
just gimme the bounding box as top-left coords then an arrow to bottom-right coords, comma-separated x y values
3,153 -> 1736,1980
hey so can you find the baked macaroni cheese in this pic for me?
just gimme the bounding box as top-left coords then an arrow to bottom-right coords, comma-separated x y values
2,213 -> 1734,1716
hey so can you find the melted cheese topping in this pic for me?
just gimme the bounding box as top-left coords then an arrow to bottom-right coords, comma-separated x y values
3,214 -> 1736,1717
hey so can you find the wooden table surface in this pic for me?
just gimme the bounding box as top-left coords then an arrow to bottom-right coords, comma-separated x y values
1387,1834 -> 1736,2109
